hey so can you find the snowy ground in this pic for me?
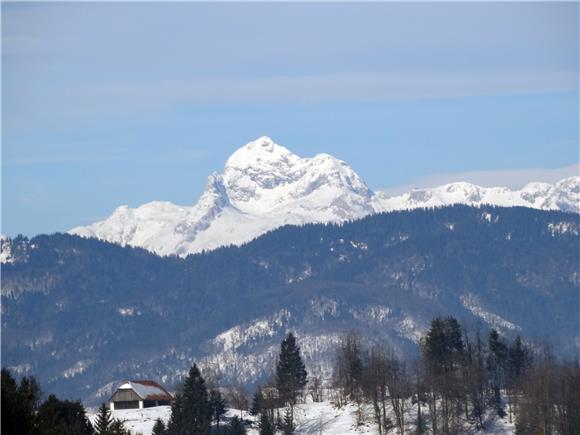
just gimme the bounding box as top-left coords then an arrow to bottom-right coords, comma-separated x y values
88,399 -> 515,435
275,402 -> 375,435
88,402 -> 373,435
88,406 -> 172,435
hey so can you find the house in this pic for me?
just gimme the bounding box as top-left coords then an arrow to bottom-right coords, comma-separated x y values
108,380 -> 172,410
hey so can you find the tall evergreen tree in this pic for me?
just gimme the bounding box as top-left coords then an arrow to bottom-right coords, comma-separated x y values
334,332 -> 364,405
167,363 -> 212,435
108,419 -> 131,435
36,394 -> 93,435
487,329 -> 508,416
424,316 -> 464,373
1,369 -> 40,435
152,418 -> 167,435
466,329 -> 488,428
422,316 -> 465,435
226,415 -> 247,435
258,413 -> 275,435
508,335 -> 527,379
209,389 -> 226,430
19,375 -> 42,416
250,388 -> 264,416
506,335 -> 528,422
94,403 -> 113,434
282,408 -> 295,435
276,332 -> 308,407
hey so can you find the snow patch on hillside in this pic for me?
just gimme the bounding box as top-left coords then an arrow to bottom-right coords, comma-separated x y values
1,235 -> 14,264
7,363 -> 32,376
118,307 -> 139,317
199,308 -> 346,386
63,360 -> 93,379
396,316 -> 425,343
310,297 -> 340,319
213,309 -> 292,353
350,305 -> 392,326
548,221 -> 579,236
461,294 -> 520,331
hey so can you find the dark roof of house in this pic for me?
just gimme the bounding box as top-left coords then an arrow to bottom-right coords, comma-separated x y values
111,380 -> 173,401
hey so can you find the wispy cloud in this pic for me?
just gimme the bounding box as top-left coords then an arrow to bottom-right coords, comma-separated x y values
80,70 -> 578,105
4,152 -> 121,167
379,163 -> 580,195
3,145 -> 127,166
3,142 -> 207,167
8,71 -> 576,134
4,2 -> 577,130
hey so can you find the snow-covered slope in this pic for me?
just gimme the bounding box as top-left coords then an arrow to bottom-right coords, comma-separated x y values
0,235 -> 13,264
69,136 -> 579,257
69,137 -> 374,256
373,177 -> 580,213
88,398 -> 515,435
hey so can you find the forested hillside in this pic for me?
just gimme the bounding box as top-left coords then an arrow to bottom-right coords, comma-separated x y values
2,205 -> 578,404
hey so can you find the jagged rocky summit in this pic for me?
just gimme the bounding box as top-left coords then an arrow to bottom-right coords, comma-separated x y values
69,136 -> 579,257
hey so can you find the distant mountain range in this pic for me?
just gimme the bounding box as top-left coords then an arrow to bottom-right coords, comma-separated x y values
2,137 -> 579,405
68,136 -> 580,257
2,206 -> 578,404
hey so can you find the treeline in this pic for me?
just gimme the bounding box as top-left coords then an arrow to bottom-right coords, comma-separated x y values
247,333 -> 308,435
1,368 -> 124,435
0,331 -> 306,435
330,317 -> 580,434
0,364 -> 245,435
152,332 -> 307,435
174,320 -> 579,435
148,362 -> 247,435
3,318 -> 579,435
214,318 -> 580,435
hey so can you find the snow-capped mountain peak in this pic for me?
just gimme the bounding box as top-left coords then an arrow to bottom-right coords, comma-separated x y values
69,137 -> 579,257
221,137 -> 371,216
225,136 -> 299,172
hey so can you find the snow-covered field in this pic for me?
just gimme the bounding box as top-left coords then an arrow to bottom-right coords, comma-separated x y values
88,406 -> 172,435
88,402 -> 374,435
89,399 -> 515,434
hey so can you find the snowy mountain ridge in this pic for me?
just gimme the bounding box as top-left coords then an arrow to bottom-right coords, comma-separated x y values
69,136 -> 579,257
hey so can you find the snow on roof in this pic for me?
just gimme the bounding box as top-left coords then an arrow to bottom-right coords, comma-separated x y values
116,380 -> 172,401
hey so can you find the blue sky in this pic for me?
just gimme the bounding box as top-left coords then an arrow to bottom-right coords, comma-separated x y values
2,2 -> 578,236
